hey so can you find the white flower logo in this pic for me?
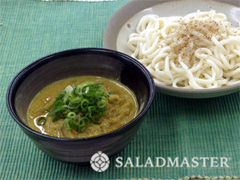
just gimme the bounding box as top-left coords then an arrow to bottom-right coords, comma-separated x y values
90,151 -> 110,172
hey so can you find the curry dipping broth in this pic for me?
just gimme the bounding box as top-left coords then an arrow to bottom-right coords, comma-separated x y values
27,76 -> 138,138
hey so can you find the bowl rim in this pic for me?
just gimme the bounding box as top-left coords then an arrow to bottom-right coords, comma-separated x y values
6,48 -> 155,141
154,80 -> 240,94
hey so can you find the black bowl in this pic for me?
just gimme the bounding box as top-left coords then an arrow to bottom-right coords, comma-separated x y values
6,48 -> 155,164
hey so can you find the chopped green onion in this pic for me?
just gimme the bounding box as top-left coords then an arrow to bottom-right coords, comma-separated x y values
46,81 -> 111,133
37,117 -> 46,126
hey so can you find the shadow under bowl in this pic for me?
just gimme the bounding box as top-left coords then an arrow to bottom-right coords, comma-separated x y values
6,48 -> 155,164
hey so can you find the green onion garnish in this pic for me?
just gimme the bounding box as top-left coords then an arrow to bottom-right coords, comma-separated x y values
37,117 -> 47,126
46,82 -> 112,133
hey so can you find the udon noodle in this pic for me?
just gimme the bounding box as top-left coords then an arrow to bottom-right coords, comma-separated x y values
127,10 -> 240,89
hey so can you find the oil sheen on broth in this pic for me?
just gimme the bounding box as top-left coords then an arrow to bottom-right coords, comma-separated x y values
27,76 -> 138,138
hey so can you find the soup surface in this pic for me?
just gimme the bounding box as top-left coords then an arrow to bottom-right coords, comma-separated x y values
27,76 -> 138,138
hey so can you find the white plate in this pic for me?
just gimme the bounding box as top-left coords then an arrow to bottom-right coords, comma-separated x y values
103,0 -> 240,98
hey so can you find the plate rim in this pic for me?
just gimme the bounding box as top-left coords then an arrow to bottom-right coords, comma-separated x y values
103,0 -> 240,98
